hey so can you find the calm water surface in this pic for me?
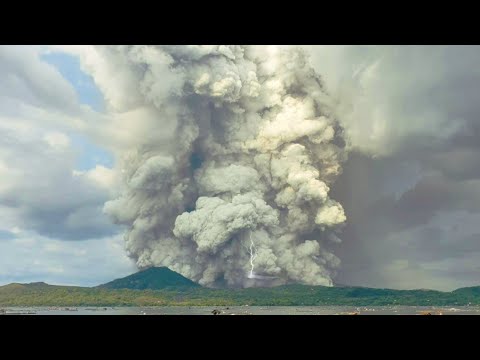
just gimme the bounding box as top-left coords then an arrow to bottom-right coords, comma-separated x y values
2,306 -> 480,315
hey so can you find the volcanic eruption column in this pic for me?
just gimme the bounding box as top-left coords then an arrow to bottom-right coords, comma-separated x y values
103,45 -> 348,287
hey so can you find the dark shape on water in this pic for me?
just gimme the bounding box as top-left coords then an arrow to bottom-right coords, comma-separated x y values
98,267 -> 200,290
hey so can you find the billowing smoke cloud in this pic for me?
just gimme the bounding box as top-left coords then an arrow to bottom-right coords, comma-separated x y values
102,45 -> 348,287
306,45 -> 480,291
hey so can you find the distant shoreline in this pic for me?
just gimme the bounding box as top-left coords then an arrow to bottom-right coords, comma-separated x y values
1,306 -> 479,315
1,282 -> 480,307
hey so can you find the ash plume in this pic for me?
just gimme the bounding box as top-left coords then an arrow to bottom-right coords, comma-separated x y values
103,45 -> 348,287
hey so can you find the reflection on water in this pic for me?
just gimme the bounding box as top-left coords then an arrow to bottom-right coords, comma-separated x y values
2,306 -> 480,315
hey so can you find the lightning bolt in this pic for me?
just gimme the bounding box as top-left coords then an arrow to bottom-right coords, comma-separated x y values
248,230 -> 257,279
246,231 -> 278,280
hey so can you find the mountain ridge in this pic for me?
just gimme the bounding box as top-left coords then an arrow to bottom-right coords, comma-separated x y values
98,267 -> 200,290
2,267 -> 480,306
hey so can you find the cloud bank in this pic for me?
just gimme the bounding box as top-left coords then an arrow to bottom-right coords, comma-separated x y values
307,45 -> 480,290
0,45 -> 134,286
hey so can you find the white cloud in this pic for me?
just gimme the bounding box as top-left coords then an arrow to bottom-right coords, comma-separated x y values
43,131 -> 71,149
0,45 -> 80,114
0,232 -> 135,286
0,124 -> 116,240
307,45 -> 480,156
74,165 -> 118,193
0,45 -> 118,242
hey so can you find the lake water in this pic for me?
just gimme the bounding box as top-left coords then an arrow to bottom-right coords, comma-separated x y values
2,306 -> 480,315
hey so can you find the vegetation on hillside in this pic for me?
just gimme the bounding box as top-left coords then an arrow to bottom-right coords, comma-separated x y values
99,267 -> 199,290
2,282 -> 480,307
2,267 -> 479,307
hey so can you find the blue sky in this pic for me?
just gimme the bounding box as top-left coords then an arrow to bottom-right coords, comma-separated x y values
41,52 -> 114,171
41,52 -> 105,112
0,46 -> 135,286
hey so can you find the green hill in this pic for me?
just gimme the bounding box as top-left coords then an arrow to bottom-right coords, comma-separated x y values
98,267 -> 200,290
2,268 -> 480,307
452,286 -> 480,299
